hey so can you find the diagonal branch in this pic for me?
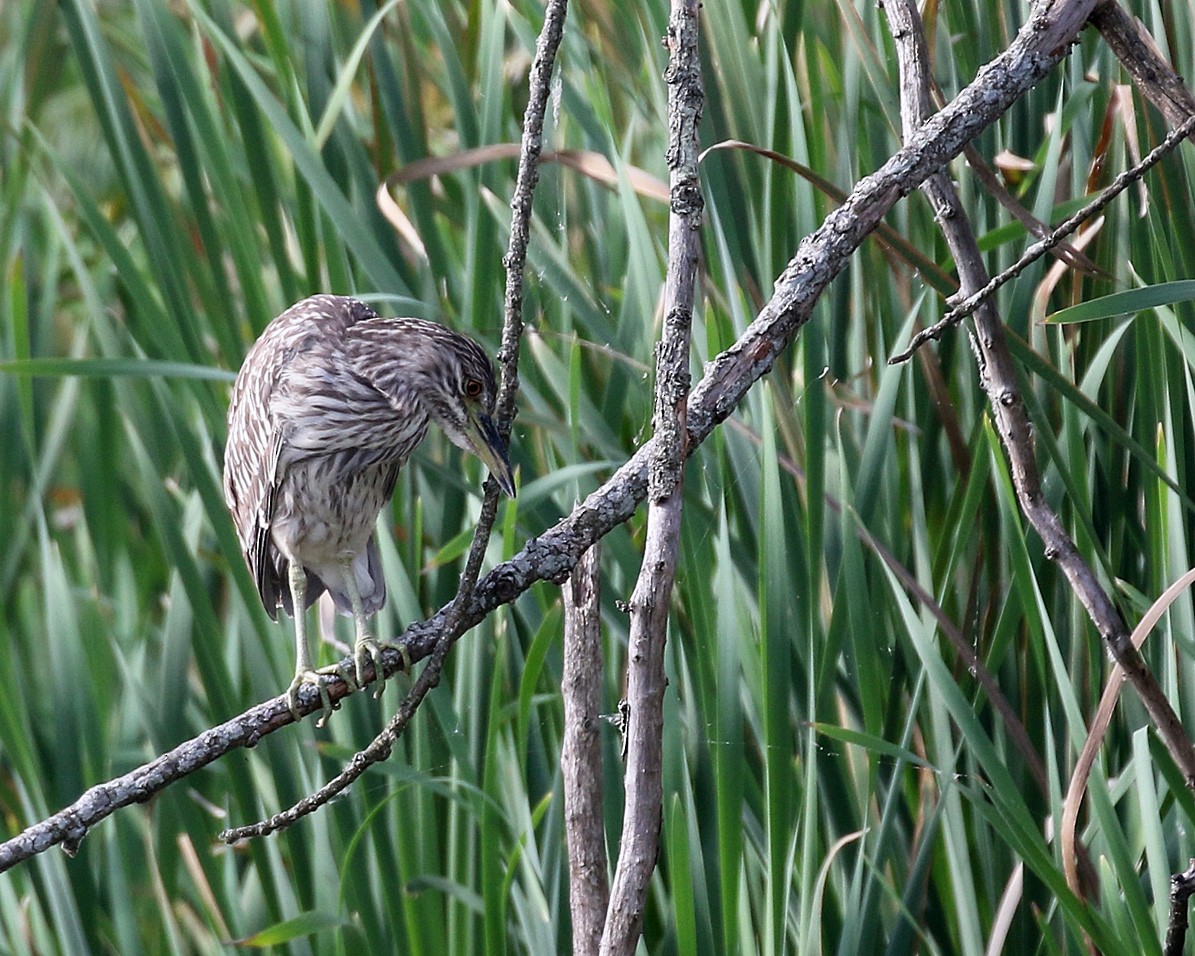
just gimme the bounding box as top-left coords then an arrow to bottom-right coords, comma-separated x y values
0,0 -> 1101,873
218,0 -> 569,842
883,0 -> 1195,798
889,109 -> 1195,364
1090,0 -> 1195,127
893,0 -> 1195,365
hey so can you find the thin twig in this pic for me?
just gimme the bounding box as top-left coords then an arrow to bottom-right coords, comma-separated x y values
1061,567 -> 1195,901
958,139 -> 1103,276
600,2 -> 702,951
0,0 -> 1099,872
885,0 -> 1195,807
890,108 -> 1195,364
494,0 -> 568,433
219,0 -> 568,842
1165,860 -> 1195,956
562,543 -> 608,956
217,618 -> 466,842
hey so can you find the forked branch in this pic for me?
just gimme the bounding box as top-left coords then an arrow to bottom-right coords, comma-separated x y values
0,0 -> 1106,873
883,0 -> 1195,787
220,0 -> 570,842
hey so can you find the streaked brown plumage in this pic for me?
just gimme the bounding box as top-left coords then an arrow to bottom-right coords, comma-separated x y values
223,294 -> 515,720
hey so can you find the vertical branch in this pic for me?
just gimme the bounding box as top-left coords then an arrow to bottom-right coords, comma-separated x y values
600,1 -> 702,953
562,543 -> 608,956
1165,860 -> 1195,956
494,0 -> 568,433
217,0 -> 569,842
454,0 -> 569,609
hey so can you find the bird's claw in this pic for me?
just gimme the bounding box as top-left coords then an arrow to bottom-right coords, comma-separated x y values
353,638 -> 388,699
288,640 -> 406,716
316,659 -> 359,693
287,670 -> 337,727
396,642 -> 412,674
379,640 -> 413,680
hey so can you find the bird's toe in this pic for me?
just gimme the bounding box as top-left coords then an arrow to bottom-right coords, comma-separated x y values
379,640 -> 412,674
316,659 -> 360,693
287,670 -> 337,726
352,638 -> 388,699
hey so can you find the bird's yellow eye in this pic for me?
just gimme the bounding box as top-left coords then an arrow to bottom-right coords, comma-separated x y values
464,378 -> 483,399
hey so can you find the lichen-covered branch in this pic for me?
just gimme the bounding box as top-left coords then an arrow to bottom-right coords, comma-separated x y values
600,1 -> 702,948
562,543 -> 608,956
0,0 -> 1101,874
883,0 -> 1195,795
890,109 -> 1195,363
893,0 -> 1195,364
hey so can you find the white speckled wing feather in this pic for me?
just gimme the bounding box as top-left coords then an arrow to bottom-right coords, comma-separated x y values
223,295 -> 370,617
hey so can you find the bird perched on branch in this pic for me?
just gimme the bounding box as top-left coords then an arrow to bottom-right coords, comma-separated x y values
223,294 -> 515,722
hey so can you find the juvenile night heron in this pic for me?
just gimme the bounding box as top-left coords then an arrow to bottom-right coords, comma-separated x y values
223,294 -> 515,721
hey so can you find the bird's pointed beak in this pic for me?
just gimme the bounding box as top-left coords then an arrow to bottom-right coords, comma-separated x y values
467,412 -> 516,498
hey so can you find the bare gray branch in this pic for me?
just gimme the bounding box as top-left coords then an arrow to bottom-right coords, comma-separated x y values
0,0 -> 1103,874
884,0 -> 1195,812
562,543 -> 608,956
600,1 -> 702,950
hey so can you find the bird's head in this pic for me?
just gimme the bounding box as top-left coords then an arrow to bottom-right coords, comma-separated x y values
421,331 -> 516,498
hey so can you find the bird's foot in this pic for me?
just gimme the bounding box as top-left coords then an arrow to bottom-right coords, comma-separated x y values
286,670 -> 338,727
376,640 -> 413,678
315,658 -> 359,694
352,637 -> 388,700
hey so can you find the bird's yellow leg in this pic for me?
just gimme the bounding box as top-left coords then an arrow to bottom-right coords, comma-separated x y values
345,573 -> 386,699
287,561 -> 335,725
312,567 -> 383,696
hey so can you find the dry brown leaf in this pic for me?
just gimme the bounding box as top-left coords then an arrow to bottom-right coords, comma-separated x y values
375,146 -> 669,259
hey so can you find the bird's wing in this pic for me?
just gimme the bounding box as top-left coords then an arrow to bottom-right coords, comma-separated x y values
224,340 -> 293,619
276,349 -> 412,457
225,296 -> 380,616
250,427 -> 287,616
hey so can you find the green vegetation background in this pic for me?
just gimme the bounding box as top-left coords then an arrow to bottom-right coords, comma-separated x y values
3,1 -> 1195,952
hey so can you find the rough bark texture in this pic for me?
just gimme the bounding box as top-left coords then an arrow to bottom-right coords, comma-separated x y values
562,543 -> 609,956
1166,860 -> 1195,956
0,0 -> 1106,873
885,4 -> 1195,935
493,0 -> 568,434
1091,0 -> 1195,126
600,1 -> 702,952
894,0 -> 1195,362
888,0 -> 1195,779
893,107 -> 1195,361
